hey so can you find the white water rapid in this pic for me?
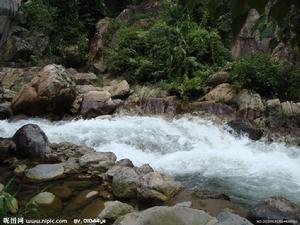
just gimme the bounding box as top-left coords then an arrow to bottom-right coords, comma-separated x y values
1,115 -> 300,206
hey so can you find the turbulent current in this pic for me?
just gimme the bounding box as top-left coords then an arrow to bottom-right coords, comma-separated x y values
1,115 -> 300,206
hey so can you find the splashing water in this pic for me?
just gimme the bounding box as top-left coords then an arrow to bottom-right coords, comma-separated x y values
1,115 -> 300,205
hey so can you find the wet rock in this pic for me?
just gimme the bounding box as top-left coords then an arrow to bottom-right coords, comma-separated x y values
247,197 -> 300,224
25,164 -> 65,182
49,185 -> 72,200
80,90 -> 123,118
98,201 -> 134,221
201,83 -> 236,104
33,192 -> 63,216
14,164 -> 27,175
103,80 -> 130,99
227,121 -> 263,141
113,205 -> 218,225
216,212 -> 253,225
142,96 -> 177,115
12,64 -> 76,116
138,172 -> 183,202
64,190 -> 99,211
112,167 -> 140,199
135,164 -> 154,175
79,152 -> 117,167
206,71 -> 229,87
13,124 -> 52,159
191,101 -> 236,120
117,159 -> 134,168
0,138 -> 15,158
237,89 -> 266,121
195,190 -> 230,201
0,103 -> 10,119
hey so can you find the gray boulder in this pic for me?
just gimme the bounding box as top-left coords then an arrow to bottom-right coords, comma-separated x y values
25,164 -> 65,182
112,167 -> 140,199
13,124 -> 52,159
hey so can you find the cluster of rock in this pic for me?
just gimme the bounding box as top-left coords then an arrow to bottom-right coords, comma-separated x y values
191,71 -> 300,143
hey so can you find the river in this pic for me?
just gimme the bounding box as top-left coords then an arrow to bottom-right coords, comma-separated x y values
1,115 -> 300,206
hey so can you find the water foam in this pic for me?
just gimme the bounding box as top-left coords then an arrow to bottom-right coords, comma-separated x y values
1,116 -> 299,205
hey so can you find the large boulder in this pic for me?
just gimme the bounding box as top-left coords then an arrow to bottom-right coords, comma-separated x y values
113,206 -> 217,225
247,197 -> 300,224
12,64 -> 76,116
103,80 -> 131,99
25,164 -> 65,182
237,89 -> 266,121
138,172 -> 183,202
80,90 -> 123,118
112,167 -> 140,199
201,84 -> 236,104
13,124 -> 52,159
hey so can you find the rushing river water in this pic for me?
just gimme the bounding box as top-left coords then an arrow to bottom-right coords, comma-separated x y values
1,115 -> 300,206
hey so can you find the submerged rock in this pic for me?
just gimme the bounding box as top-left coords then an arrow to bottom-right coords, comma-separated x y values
113,205 -> 217,225
13,124 -> 52,159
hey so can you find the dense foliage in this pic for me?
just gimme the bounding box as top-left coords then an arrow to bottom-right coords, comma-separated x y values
230,54 -> 300,101
106,1 -> 231,97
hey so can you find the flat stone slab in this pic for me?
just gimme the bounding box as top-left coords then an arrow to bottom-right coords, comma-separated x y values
25,164 -> 64,182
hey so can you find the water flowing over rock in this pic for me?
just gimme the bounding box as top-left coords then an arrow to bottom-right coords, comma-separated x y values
12,64 -> 76,116
13,124 -> 52,159
247,197 -> 300,224
227,121 -> 263,141
113,206 -> 218,225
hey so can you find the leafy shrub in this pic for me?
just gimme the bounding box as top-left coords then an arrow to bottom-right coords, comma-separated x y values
229,54 -> 300,101
106,18 -> 230,97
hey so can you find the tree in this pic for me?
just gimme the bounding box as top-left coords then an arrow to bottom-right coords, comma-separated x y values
184,0 -> 300,52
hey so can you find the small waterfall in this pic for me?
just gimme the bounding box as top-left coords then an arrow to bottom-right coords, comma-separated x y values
1,115 -> 300,205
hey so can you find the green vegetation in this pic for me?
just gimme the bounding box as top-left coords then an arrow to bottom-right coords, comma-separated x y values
230,54 -> 300,101
0,180 -> 39,219
106,1 -> 231,98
